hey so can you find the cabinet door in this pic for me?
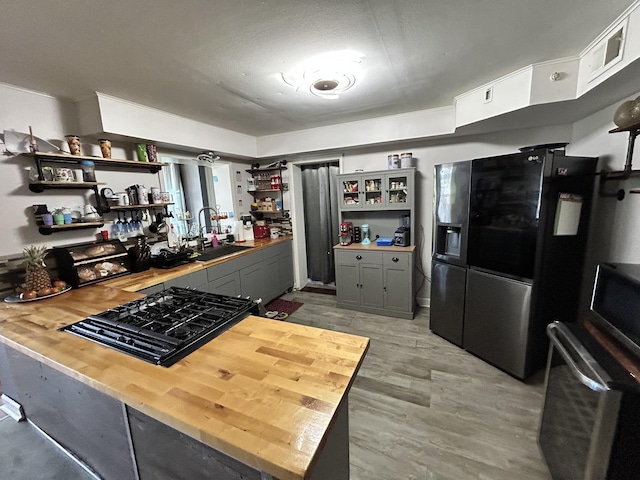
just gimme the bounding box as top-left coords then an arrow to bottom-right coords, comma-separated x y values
385,171 -> 411,208
240,262 -> 265,302
336,262 -> 360,307
164,270 -> 208,291
339,174 -> 362,210
429,261 -> 465,347
137,283 -> 165,296
361,173 -> 385,207
360,263 -> 384,309
208,271 -> 241,297
383,254 -> 412,313
279,244 -> 294,293
262,254 -> 281,304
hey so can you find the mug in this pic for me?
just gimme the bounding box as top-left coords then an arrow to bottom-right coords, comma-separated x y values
150,187 -> 162,204
73,168 -> 85,182
53,213 -> 64,225
54,167 -> 73,182
42,213 -> 53,226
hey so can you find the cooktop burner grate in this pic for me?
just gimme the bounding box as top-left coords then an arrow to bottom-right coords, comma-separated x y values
61,287 -> 259,366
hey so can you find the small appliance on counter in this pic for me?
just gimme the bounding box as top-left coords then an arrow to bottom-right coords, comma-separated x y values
253,224 -> 269,239
361,224 -> 371,245
53,239 -> 131,287
394,214 -> 411,246
339,222 -> 353,246
394,227 -> 410,246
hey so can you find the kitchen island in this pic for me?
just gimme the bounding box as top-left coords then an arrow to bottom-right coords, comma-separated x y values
0,282 -> 369,479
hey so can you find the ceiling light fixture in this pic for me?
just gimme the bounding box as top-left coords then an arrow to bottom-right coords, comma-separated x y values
197,151 -> 220,163
281,50 -> 363,100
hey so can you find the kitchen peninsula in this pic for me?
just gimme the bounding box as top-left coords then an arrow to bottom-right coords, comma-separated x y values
0,240 -> 369,480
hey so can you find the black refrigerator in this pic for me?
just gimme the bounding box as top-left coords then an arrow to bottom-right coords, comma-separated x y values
430,146 -> 597,379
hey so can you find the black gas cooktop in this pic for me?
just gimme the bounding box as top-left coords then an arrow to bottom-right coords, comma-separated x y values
61,287 -> 258,366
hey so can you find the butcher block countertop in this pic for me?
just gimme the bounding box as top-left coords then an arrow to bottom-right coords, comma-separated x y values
103,236 -> 292,292
0,278 -> 369,480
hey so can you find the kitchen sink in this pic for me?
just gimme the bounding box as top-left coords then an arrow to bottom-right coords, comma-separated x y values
193,244 -> 253,262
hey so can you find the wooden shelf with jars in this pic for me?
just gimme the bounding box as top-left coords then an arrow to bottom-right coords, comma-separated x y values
247,165 -> 287,216
33,152 -> 168,174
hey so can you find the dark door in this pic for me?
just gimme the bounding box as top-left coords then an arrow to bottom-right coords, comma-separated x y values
468,153 -> 544,279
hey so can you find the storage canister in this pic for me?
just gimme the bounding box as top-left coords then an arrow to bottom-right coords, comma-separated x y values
137,185 -> 149,205
400,152 -> 413,168
80,160 -> 96,182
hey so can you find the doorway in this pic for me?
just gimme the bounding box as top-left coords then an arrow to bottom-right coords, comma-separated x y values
301,162 -> 340,289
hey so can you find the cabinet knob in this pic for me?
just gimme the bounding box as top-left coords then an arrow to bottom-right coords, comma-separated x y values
356,255 -> 362,260
392,257 -> 399,262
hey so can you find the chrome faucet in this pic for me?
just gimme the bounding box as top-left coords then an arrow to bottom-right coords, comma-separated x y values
197,206 -> 221,249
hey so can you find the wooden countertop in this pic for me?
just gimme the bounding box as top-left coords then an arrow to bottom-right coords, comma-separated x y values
0,284 -> 368,480
333,242 -> 415,252
103,236 -> 293,292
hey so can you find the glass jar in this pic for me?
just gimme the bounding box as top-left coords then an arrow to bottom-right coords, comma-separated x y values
80,160 -> 96,182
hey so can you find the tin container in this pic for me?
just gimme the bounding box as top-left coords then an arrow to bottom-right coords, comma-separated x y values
400,152 -> 413,168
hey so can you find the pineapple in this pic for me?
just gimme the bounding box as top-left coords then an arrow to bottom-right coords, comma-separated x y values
23,245 -> 52,292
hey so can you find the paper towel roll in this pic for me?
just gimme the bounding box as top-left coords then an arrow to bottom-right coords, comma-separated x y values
234,220 -> 245,242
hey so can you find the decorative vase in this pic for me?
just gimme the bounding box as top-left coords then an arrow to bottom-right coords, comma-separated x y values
613,100 -> 635,128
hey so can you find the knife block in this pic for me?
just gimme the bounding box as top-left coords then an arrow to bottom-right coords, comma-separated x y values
128,249 -> 151,273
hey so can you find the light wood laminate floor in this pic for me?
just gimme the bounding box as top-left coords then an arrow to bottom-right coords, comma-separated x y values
281,290 -> 552,480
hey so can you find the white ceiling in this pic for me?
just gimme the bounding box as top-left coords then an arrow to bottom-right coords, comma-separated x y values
1,0 -> 635,136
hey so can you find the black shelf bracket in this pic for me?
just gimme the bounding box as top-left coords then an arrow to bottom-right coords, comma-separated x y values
600,123 -> 640,200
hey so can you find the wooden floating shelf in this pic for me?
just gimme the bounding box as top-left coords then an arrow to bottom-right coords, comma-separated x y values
33,152 -> 168,173
251,189 -> 282,193
38,222 -> 104,235
108,203 -> 174,211
29,181 -> 105,193
246,166 -> 287,173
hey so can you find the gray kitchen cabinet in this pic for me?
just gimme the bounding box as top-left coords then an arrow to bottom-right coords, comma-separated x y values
335,248 -> 414,319
262,251 -> 282,303
338,168 -> 414,211
240,262 -> 266,302
164,270 -> 208,291
137,283 -> 165,295
337,167 -> 416,246
382,252 -> 412,313
133,241 -> 294,304
208,271 -> 242,297
278,242 -> 294,293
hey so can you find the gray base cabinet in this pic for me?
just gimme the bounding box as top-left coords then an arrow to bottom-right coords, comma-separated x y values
207,241 -> 293,304
135,241 -> 294,305
335,249 -> 414,319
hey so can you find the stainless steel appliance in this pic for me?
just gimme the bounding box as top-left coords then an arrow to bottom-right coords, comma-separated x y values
430,161 -> 470,347
60,287 -> 259,366
539,264 -> 640,479
393,227 -> 410,246
430,146 -> 597,378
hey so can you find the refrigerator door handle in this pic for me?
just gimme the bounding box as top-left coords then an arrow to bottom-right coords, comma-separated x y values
547,322 -> 610,392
